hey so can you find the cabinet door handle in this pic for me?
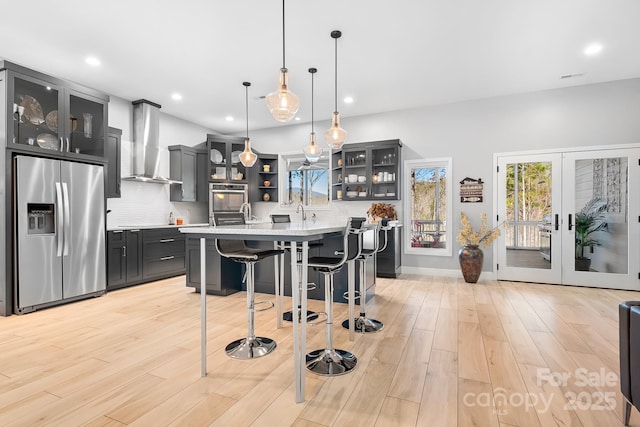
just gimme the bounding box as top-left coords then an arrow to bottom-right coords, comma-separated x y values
160,238 -> 175,243
160,256 -> 175,261
59,137 -> 64,152
568,214 -> 573,231
112,230 -> 123,234
122,246 -> 127,257
554,214 -> 559,231
130,229 -> 140,232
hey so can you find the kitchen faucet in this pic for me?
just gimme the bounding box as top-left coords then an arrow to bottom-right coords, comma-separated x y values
239,202 -> 252,222
296,203 -> 306,221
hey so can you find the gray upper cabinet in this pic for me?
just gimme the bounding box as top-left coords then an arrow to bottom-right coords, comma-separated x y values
105,127 -> 122,198
207,134 -> 248,183
169,145 -> 198,202
2,60 -> 109,159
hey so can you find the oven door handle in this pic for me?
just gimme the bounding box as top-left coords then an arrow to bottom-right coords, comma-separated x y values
554,214 -> 559,231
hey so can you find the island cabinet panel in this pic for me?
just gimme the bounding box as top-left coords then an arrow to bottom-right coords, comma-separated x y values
185,237 -> 242,295
251,235 -> 375,303
376,225 -> 402,278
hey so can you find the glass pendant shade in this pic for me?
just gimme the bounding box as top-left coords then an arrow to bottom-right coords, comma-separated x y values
266,68 -> 299,122
304,132 -> 322,162
239,138 -> 257,167
324,112 -> 347,149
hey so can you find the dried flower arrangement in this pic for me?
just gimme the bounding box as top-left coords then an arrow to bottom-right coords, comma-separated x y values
367,203 -> 397,221
457,212 -> 505,248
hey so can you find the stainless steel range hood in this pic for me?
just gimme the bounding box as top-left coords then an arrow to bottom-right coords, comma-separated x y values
122,99 -> 181,184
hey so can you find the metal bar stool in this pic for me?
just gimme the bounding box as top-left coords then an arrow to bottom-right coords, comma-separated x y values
213,212 -> 284,359
305,217 -> 366,376
271,214 -> 322,323
342,218 -> 392,333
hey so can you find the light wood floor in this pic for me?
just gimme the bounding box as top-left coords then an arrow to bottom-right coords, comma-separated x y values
1,274 -> 639,426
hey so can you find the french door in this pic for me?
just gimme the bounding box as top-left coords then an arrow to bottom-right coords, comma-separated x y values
496,147 -> 640,290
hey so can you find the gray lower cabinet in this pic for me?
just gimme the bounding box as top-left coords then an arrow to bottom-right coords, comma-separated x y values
376,225 -> 402,278
107,227 -> 185,290
107,229 -> 143,290
142,228 -> 185,281
185,237 -> 243,295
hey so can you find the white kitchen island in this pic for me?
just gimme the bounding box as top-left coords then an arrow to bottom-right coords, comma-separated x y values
179,220 -> 356,404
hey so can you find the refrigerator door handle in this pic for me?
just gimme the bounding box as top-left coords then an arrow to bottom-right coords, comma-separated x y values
62,182 -> 71,256
55,182 -> 64,257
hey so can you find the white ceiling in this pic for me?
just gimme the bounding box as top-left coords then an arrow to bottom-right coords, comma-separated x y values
2,0 -> 639,135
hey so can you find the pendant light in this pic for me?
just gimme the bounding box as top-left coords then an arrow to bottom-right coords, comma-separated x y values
239,82 -> 257,167
265,0 -> 299,122
303,67 -> 322,163
324,30 -> 347,149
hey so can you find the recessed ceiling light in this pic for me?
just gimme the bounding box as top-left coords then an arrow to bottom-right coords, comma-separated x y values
225,116 -> 234,122
85,56 -> 101,66
343,96 -> 354,104
171,93 -> 183,101
584,43 -> 603,56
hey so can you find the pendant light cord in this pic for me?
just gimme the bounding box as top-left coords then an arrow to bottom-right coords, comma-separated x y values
311,71 -> 315,133
333,36 -> 338,113
282,0 -> 286,69
245,84 -> 249,139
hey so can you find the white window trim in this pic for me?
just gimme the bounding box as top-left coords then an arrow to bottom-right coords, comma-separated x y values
403,157 -> 453,256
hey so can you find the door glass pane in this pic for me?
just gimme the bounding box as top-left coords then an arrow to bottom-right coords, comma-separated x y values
505,161 -> 552,269
69,94 -> 105,156
574,157 -> 628,273
13,77 -> 60,148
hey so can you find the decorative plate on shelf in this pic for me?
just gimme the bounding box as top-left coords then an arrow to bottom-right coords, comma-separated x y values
20,95 -> 44,125
45,111 -> 78,133
231,151 -> 241,164
210,149 -> 223,163
36,133 -> 59,150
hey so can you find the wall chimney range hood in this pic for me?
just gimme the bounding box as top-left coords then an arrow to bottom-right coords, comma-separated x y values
122,99 -> 181,184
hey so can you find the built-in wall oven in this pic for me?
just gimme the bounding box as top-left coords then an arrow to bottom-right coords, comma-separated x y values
209,183 -> 248,224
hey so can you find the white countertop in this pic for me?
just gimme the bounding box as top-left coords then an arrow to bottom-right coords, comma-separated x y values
179,220 -> 350,238
108,223 -> 209,231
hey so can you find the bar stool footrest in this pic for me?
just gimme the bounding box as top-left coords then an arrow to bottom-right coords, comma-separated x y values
225,336 -> 277,359
282,309 -> 319,323
255,300 -> 275,312
342,290 -> 361,301
342,316 -> 384,333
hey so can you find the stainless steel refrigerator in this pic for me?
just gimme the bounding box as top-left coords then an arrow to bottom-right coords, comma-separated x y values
14,156 -> 106,313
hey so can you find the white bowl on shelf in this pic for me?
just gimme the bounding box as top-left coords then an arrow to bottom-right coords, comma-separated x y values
358,191 -> 367,197
385,192 -> 396,197
346,191 -> 357,198
357,176 -> 366,183
348,174 -> 358,182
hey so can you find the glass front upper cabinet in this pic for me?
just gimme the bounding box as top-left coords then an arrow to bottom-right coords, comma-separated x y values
4,62 -> 109,159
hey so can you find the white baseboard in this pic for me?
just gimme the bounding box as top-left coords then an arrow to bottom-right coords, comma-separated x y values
400,266 -> 497,281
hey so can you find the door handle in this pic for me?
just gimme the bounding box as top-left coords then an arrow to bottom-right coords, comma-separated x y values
123,246 -> 127,257
66,138 -> 70,153
160,238 -> 175,243
554,214 -> 559,231
59,137 -> 64,152
55,182 -> 64,257
568,213 -> 573,231
160,256 -> 175,261
62,182 -> 70,256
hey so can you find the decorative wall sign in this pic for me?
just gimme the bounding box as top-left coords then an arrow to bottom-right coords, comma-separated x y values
460,177 -> 483,203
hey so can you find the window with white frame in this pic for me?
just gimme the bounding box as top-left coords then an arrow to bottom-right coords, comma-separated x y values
281,154 -> 329,207
404,158 -> 453,256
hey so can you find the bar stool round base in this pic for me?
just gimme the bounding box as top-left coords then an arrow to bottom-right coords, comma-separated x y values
225,337 -> 277,360
282,310 -> 319,322
305,348 -> 358,376
342,317 -> 384,333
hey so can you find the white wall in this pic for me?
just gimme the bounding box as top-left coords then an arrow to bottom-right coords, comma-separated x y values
247,78 -> 640,272
106,96 -> 215,227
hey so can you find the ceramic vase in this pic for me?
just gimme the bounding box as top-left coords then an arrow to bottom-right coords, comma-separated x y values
458,245 -> 483,283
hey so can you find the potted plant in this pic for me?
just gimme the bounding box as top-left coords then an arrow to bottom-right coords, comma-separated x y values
457,212 -> 506,283
367,202 -> 397,222
575,198 -> 608,271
